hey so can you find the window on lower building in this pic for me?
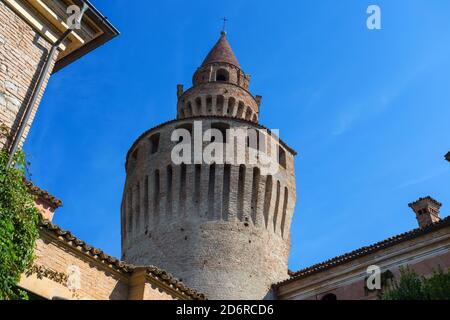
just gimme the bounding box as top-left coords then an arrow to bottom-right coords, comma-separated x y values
321,293 -> 337,301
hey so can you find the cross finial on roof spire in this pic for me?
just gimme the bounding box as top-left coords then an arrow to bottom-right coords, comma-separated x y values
221,17 -> 228,35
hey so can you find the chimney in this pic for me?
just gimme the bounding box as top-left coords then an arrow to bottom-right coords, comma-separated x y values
408,196 -> 442,228
445,151 -> 450,163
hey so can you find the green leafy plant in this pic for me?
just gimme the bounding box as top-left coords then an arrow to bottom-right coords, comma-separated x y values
382,266 -> 450,300
0,148 -> 40,300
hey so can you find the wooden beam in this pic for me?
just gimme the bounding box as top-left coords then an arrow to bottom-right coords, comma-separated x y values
4,0 -> 66,50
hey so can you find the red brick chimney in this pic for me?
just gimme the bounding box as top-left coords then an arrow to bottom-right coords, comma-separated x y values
408,196 -> 442,228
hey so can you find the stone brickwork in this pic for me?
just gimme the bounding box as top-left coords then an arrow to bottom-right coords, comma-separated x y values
178,80 -> 260,123
0,1 -> 56,149
19,221 -> 204,300
27,233 -> 129,300
177,33 -> 259,123
121,33 -> 297,299
409,196 -> 442,228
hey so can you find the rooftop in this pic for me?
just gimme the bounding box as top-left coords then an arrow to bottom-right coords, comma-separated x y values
25,180 -> 63,209
4,0 -> 119,73
39,219 -> 206,300
201,32 -> 240,68
274,215 -> 450,288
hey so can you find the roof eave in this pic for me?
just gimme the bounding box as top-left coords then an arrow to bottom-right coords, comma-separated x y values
52,0 -> 120,73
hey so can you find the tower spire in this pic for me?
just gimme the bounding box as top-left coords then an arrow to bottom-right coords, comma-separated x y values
201,31 -> 240,68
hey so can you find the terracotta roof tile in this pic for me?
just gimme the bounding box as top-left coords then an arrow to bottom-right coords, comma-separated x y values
39,219 -> 206,300
202,32 -> 240,68
408,196 -> 442,208
25,180 -> 63,209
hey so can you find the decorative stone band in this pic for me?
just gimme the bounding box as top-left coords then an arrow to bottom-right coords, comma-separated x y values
39,219 -> 206,300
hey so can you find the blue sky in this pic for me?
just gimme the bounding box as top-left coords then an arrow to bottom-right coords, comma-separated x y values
25,0 -> 450,271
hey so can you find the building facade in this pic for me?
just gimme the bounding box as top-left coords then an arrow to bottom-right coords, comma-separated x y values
1,0 -> 204,301
275,198 -> 450,300
0,0 -> 118,150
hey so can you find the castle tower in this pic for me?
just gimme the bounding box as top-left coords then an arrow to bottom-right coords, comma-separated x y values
121,32 -> 297,299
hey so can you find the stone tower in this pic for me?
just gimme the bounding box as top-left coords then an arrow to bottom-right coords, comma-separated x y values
121,32 -> 297,299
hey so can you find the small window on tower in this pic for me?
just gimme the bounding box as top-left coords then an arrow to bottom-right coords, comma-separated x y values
278,147 -> 286,169
149,133 -> 160,154
132,148 -> 139,161
175,123 -> 193,143
216,69 -> 229,82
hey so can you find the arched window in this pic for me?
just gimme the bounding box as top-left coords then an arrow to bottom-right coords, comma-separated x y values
321,293 -> 337,301
278,147 -> 286,169
195,97 -> 202,114
175,123 -> 193,144
131,148 -> 139,161
216,95 -> 225,115
216,68 -> 229,82
149,133 -> 160,154
206,96 -> 213,113
245,108 -> 253,121
227,97 -> 236,116
237,102 -> 245,118
186,102 -> 193,117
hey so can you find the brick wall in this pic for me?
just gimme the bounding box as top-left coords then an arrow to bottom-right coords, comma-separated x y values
0,1 -> 56,150
25,232 -> 129,300
122,117 -> 296,299
19,229 -> 180,300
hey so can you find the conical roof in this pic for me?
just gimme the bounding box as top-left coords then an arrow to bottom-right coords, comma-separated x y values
201,32 -> 240,68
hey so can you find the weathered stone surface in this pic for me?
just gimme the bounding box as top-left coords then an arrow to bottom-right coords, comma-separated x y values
0,92 -> 6,106
121,34 -> 297,300
5,80 -> 17,93
6,95 -> 20,111
0,64 -> 7,74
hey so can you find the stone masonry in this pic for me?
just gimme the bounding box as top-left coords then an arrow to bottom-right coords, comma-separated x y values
121,32 -> 297,299
0,1 -> 56,149
19,219 -> 204,300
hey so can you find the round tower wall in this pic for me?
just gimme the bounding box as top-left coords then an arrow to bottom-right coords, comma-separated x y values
121,118 -> 296,299
178,82 -> 259,123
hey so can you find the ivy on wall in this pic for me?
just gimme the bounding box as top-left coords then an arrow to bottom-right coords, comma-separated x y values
25,264 -> 68,286
0,137 -> 40,299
